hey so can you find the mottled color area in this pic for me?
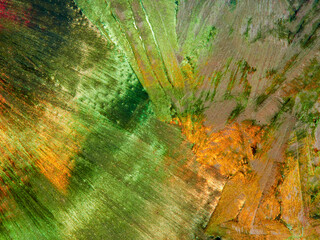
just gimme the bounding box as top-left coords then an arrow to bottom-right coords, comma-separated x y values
0,0 -> 319,239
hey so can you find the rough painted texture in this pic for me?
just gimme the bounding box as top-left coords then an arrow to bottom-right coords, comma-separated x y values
0,0 -> 319,239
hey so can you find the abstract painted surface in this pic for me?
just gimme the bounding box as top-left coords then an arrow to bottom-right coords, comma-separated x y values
0,0 -> 319,239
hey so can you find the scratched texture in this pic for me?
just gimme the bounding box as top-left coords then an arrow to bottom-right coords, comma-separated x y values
0,0 -> 319,239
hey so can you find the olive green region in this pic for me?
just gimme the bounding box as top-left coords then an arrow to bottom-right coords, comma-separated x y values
75,0 -> 320,239
60,109 -> 193,239
0,0 -> 209,239
75,0 -> 320,123
74,0 -> 188,121
0,0 -> 320,239
0,0 -> 75,114
1,107 -> 197,239
0,1 -> 80,238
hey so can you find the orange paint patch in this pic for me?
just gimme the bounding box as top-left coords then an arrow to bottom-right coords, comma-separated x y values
172,116 -> 263,176
34,104 -> 83,193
